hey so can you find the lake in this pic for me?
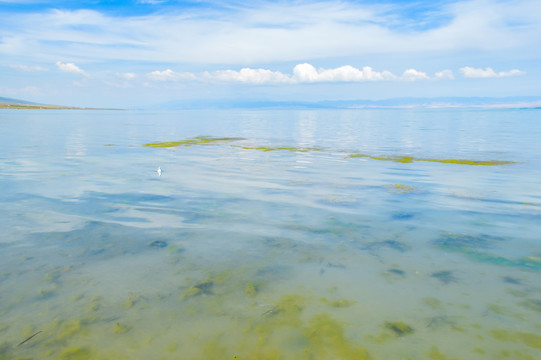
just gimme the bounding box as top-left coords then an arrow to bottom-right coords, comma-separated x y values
1,108 -> 540,360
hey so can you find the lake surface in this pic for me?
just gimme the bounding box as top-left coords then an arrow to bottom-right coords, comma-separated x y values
1,108 -> 540,360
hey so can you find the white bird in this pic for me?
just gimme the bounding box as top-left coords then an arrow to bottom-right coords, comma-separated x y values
157,167 -> 162,176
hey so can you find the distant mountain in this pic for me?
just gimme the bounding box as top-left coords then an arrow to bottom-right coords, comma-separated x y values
0,96 -> 121,110
153,96 -> 541,110
0,96 -> 39,105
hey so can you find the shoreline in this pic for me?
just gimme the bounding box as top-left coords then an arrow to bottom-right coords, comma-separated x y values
0,104 -> 123,110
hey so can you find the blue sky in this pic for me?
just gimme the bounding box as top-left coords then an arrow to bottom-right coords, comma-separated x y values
1,0 -> 540,107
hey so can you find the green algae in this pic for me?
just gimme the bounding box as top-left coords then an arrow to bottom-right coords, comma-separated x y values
304,313 -> 370,360
435,232 -> 503,250
428,346 -> 459,360
384,321 -> 414,336
489,329 -> 541,349
320,298 -> 357,308
244,282 -> 260,297
143,136 -> 244,148
363,240 -> 410,253
520,298 -> 541,313
44,316 -> 99,346
112,322 -> 130,334
142,135 -> 514,167
58,347 -> 92,360
420,158 -> 513,166
387,184 -> 422,193
180,279 -> 215,301
349,153 -> 514,166
239,145 -> 322,153
38,285 -> 58,298
424,297 -> 444,310
44,266 -> 72,283
434,233 -> 541,271
122,292 -> 140,309
495,350 -> 535,360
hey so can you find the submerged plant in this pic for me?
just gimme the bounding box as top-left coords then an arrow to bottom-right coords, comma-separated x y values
430,271 -> 458,285
387,184 -> 422,193
143,136 -> 244,148
305,313 -> 370,359
384,321 -> 414,336
349,153 -> 514,166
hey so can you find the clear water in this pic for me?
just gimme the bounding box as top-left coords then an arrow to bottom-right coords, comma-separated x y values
1,109 -> 540,360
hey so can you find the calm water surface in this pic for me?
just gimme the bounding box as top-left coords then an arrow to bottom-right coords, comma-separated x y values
1,109 -> 540,359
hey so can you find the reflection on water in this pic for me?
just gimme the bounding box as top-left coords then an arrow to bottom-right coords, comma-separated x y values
0,109 -> 540,359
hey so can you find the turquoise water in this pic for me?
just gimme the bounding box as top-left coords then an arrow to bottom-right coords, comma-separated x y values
1,108 -> 540,359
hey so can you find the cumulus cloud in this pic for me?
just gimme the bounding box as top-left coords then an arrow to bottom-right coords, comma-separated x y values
292,63 -> 396,82
459,66 -> 525,78
117,72 -> 137,80
434,69 -> 454,80
401,69 -> 430,81
56,61 -> 88,76
208,68 -> 292,84
146,69 -> 197,81
145,63 -> 461,84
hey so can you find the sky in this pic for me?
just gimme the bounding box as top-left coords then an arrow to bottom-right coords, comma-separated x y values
0,0 -> 540,107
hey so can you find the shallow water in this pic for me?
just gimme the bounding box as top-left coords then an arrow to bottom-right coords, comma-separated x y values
1,108 -> 541,360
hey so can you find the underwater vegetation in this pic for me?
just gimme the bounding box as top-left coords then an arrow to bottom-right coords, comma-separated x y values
348,153 -> 514,166
238,145 -> 322,153
148,240 -> 167,248
304,314 -> 370,359
384,321 -> 415,336
391,212 -> 415,220
363,240 -> 410,253
141,136 -> 514,166
430,271 -> 458,285
387,268 -> 406,276
428,345 -> 459,360
58,347 -> 93,360
433,233 -> 541,271
180,278 -> 217,300
520,298 -> 541,313
489,329 -> 541,349
424,297 -> 444,310
387,184 -> 422,193
142,136 -> 245,147
320,298 -> 357,308
434,233 -> 503,250
502,276 -> 522,285
349,153 -> 514,166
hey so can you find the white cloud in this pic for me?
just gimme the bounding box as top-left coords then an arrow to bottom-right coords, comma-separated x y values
1,1 -> 539,65
434,69 -> 454,80
10,64 -> 48,72
56,61 -> 88,76
401,69 -> 430,81
146,69 -> 197,81
460,66 -> 525,78
117,72 -> 136,80
145,63 -> 456,84
292,63 -> 396,82
209,68 -> 292,84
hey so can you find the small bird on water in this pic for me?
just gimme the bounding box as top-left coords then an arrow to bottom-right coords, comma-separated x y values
157,167 -> 162,176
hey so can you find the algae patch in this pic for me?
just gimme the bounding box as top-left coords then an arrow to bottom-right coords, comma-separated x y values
489,328 -> 541,349
305,314 -> 370,359
349,153 -> 514,166
384,321 -> 414,336
387,184 -> 422,193
239,145 -> 322,153
143,136 -> 244,148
